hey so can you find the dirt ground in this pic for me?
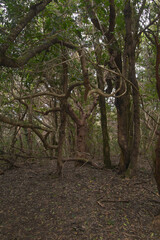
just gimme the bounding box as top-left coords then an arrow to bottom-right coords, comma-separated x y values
0,157 -> 160,240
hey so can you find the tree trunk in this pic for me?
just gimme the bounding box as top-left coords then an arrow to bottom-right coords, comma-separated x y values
56,47 -> 68,175
155,133 -> 160,194
112,49 -> 131,172
94,40 -> 111,168
99,95 -> 111,168
27,100 -> 33,155
10,127 -> 18,154
154,42 -> 160,193
50,99 -> 58,158
124,1 -> 140,175
116,88 -> 132,172
128,58 -> 140,175
77,122 -> 87,158
56,105 -> 66,175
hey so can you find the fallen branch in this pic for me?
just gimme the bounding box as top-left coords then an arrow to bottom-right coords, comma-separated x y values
62,157 -> 103,169
98,199 -> 130,203
97,201 -> 105,208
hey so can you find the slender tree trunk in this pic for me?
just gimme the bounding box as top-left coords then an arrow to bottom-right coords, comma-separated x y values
94,40 -> 111,168
10,127 -> 18,154
113,50 -> 131,172
154,41 -> 160,193
27,100 -> 33,155
57,105 -> 67,175
155,133 -> 160,194
56,47 -> 68,175
19,132 -> 24,153
99,94 -> 111,168
124,1 -> 140,175
50,99 -> 58,158
128,54 -> 140,174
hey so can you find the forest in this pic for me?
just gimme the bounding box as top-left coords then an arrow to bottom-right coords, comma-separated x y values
0,0 -> 160,239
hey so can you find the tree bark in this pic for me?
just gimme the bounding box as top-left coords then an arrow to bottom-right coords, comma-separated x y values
77,121 -> 87,158
56,105 -> 67,175
155,133 -> 160,194
94,40 -> 111,168
99,94 -> 111,168
154,40 -> 160,193
124,1 -> 140,175
27,100 -> 33,155
65,98 -> 98,161
111,43 -> 131,172
56,48 -> 68,175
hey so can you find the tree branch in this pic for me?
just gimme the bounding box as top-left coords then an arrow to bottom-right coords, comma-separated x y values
0,37 -> 79,68
85,96 -> 98,119
32,128 -> 57,149
66,82 -> 84,98
84,0 -> 103,32
14,91 -> 65,100
138,14 -> 160,37
64,103 -> 82,125
0,114 -> 51,132
0,0 -> 53,53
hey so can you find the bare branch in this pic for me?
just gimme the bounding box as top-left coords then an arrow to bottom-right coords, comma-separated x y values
144,31 -> 155,45
33,128 -> 57,150
0,114 -> 52,132
85,95 -> 98,119
65,103 -> 81,125
14,82 -> 83,101
14,91 -> 65,100
66,82 -> 84,98
138,14 -> 160,36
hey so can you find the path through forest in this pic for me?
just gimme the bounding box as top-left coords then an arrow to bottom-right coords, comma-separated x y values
0,158 -> 160,240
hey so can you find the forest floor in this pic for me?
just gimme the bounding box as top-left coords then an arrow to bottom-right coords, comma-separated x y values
0,156 -> 160,240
